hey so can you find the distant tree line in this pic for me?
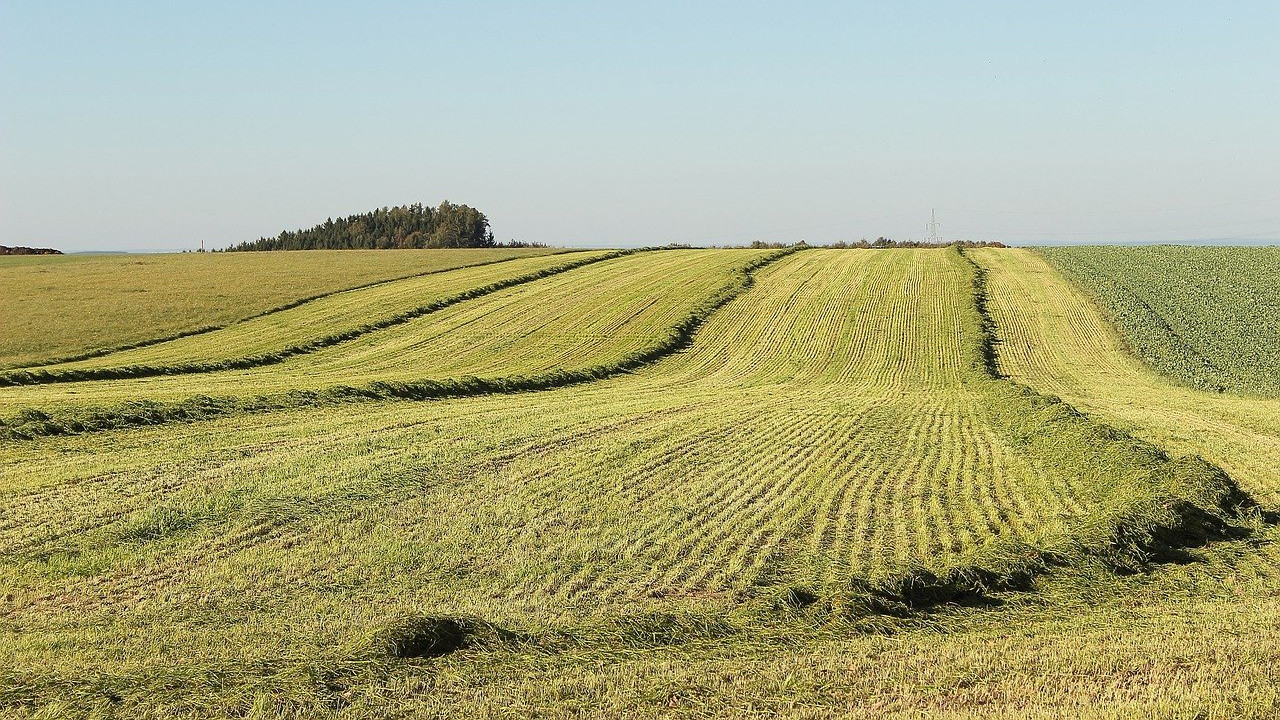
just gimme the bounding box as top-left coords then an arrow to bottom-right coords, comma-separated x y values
227,202 -> 499,251
0,246 -> 62,255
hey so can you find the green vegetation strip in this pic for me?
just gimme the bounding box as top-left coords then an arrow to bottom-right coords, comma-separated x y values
0,250 -> 610,386
0,248 -> 799,440
409,249 -> 1262,647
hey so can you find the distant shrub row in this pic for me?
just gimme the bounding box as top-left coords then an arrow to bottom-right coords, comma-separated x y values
744,239 -> 1007,249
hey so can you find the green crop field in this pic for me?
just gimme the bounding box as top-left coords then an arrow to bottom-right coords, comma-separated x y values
2,247 -> 1278,718
1038,245 -> 1280,396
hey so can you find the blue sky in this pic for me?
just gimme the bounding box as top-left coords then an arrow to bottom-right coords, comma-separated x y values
2,1 -> 1277,250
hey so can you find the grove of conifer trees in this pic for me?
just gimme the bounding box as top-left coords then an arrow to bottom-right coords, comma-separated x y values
228,202 -> 494,251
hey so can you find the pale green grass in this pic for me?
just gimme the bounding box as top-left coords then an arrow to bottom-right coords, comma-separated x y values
973,248 -> 1280,506
0,248 -> 558,368
27,251 -> 613,374
0,250 -> 764,414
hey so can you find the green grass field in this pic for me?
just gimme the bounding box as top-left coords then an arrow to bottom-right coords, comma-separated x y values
1,247 -> 1278,718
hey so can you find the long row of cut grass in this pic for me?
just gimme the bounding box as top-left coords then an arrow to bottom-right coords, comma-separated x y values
3,250 -> 1247,613
0,249 -> 782,435
0,248 -> 559,369
2,250 -> 1069,627
973,247 -> 1280,507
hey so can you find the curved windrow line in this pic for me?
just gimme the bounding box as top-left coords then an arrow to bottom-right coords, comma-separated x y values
0,250 -> 625,387
779,247 -> 1263,620
2,250 -> 579,372
0,247 -> 802,440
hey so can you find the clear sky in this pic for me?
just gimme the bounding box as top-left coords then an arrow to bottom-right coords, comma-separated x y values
2,1 -> 1277,251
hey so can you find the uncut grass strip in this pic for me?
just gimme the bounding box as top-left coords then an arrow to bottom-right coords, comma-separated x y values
5,249 -> 580,371
0,247 -> 802,440
0,249 -> 634,387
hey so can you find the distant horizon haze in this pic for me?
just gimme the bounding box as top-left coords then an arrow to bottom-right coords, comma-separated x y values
2,2 -> 1276,252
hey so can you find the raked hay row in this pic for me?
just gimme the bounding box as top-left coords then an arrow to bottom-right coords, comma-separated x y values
1,245 -> 1278,719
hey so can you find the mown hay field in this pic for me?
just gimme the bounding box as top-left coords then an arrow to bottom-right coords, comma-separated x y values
1,246 -> 1278,718
0,248 -> 560,369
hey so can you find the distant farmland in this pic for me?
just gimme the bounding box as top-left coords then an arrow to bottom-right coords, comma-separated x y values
2,246 -> 1278,718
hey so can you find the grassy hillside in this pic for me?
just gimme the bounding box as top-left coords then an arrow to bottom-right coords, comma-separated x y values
0,248 -> 558,369
1038,245 -> 1280,396
1,248 -> 1277,717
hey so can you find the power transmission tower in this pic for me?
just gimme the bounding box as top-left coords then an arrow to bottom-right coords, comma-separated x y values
925,209 -> 941,243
